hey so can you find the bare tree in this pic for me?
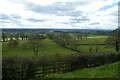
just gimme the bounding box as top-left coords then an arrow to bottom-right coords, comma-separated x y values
70,36 -> 80,51
85,33 -> 88,39
115,40 -> 119,52
47,32 -> 55,39
96,40 -> 99,52
28,33 -> 43,56
2,33 -> 6,42
90,47 -> 92,53
58,33 -> 71,47
105,29 -> 119,52
9,33 -> 14,41
76,33 -> 83,40
8,40 -> 19,48
14,33 -> 19,40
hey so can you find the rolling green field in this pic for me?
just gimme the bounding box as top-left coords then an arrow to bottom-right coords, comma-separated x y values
2,35 -> 116,57
80,37 -> 107,44
46,61 -> 119,78
0,42 -> 2,57
78,45 -> 115,53
68,35 -> 116,53
2,35 -> 119,78
2,39 -> 76,57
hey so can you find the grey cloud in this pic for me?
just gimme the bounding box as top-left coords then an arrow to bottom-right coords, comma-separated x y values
10,14 -> 21,19
26,2 -> 88,11
56,22 -> 70,25
27,18 -> 47,22
0,14 -> 11,20
24,2 -> 88,17
56,15 -> 90,26
56,16 -> 90,25
10,0 -> 27,4
0,21 -> 11,23
0,13 -> 24,27
0,13 -> 42,27
70,16 -> 90,23
90,22 -> 100,25
9,1 -> 89,17
0,13 -> 21,20
57,11 -> 83,17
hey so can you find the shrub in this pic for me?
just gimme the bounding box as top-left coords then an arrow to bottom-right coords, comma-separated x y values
8,40 -> 19,48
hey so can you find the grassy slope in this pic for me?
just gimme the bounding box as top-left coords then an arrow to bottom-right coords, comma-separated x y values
2,36 -> 119,78
2,35 -> 116,57
2,36 -> 115,56
2,39 -> 76,57
0,42 -> 1,57
78,45 -> 115,53
80,37 -> 107,44
78,36 -> 115,53
69,36 -> 116,53
46,61 -> 119,78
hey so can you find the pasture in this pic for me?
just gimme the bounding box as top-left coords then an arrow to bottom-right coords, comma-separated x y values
2,35 -> 116,57
46,61 -> 119,78
2,39 -> 76,57
0,42 -> 1,57
2,32 -> 119,79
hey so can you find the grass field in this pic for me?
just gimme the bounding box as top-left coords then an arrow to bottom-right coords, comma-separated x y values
2,35 -> 116,57
78,36 -> 116,53
78,45 -> 115,53
2,34 -> 119,79
2,39 -> 76,57
46,61 -> 119,78
0,42 -> 2,57
80,37 -> 107,44
67,35 -> 116,53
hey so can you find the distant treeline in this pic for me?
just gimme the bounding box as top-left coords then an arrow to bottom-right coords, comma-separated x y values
2,28 -> 112,35
2,29 -> 120,55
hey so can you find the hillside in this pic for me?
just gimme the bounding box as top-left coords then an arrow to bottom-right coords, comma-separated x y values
2,39 -> 76,57
46,61 -> 119,78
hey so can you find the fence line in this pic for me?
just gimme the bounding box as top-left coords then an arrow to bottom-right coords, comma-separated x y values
2,53 -> 120,79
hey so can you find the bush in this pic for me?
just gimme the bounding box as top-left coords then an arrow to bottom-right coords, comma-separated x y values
8,40 -> 19,48
2,53 -> 119,79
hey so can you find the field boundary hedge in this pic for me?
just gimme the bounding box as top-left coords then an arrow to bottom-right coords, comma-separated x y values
2,53 -> 120,79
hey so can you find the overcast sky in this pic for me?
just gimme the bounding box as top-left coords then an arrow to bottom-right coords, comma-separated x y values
0,0 -> 119,29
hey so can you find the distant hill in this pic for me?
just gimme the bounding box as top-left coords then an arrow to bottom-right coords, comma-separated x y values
2,28 -> 112,34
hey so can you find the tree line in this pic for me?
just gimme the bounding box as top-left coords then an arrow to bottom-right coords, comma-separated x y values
47,32 -> 104,53
2,29 -> 120,56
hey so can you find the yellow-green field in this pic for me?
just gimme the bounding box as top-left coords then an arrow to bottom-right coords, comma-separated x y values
46,61 -> 119,78
2,39 -> 76,57
2,35 -> 116,57
2,35 -> 119,78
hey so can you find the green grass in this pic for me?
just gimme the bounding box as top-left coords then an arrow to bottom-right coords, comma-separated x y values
2,35 -> 117,57
68,35 -> 116,53
78,45 -> 116,53
2,39 -> 76,57
46,61 -> 119,78
0,42 -> 2,57
80,37 -> 107,44
2,35 -> 119,78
